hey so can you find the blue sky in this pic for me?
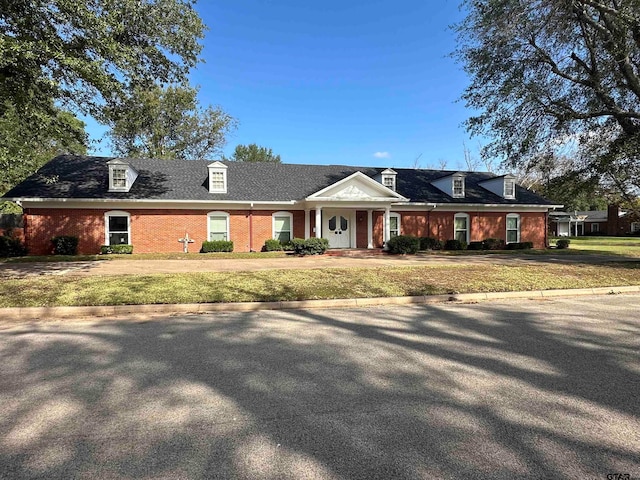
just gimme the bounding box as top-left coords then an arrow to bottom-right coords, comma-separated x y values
88,0 -> 479,169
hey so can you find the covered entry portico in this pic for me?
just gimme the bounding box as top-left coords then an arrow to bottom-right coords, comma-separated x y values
303,172 -> 408,249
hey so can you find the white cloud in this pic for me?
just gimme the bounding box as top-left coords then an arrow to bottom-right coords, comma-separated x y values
373,152 -> 390,159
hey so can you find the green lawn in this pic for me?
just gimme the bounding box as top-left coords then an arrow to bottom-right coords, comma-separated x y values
551,236 -> 640,257
1,263 -> 640,308
0,251 -> 289,263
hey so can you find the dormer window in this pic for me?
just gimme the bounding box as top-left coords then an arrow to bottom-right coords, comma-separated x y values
504,178 -> 515,199
380,168 -> 397,192
452,176 -> 465,198
208,161 -> 228,194
107,159 -> 137,192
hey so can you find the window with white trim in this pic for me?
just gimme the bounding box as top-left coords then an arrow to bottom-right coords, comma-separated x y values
273,212 -> 293,243
504,179 -> 515,199
105,211 -> 130,245
389,212 -> 401,238
591,223 -> 599,233
208,162 -> 228,193
631,222 -> 640,233
112,168 -> 126,189
506,213 -> 521,243
454,213 -> 469,243
382,175 -> 396,191
452,177 -> 465,198
208,211 -> 230,241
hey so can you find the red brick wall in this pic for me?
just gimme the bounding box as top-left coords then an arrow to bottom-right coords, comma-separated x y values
23,207 -> 549,254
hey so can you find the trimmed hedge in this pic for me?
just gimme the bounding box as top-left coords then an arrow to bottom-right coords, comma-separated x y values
201,240 -> 234,253
291,237 -> 329,255
467,241 -> 485,250
556,239 -> 571,249
51,235 -> 78,255
444,239 -> 467,250
506,241 -> 534,250
0,235 -> 27,257
101,244 -> 133,254
387,235 -> 420,254
483,238 -> 505,250
419,237 -> 444,250
262,239 -> 283,252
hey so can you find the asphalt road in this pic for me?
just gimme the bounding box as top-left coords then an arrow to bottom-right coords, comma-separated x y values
0,295 -> 639,479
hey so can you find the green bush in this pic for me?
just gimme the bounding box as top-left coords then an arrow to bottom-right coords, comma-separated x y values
291,237 -> 329,255
444,239 -> 467,250
419,237 -> 443,250
51,235 -> 78,255
506,241 -> 534,250
467,241 -> 484,250
262,239 -> 283,252
0,235 -> 27,257
101,244 -> 133,254
387,235 -> 420,254
281,240 -> 295,251
556,239 -> 570,249
483,238 -> 505,250
200,240 -> 234,253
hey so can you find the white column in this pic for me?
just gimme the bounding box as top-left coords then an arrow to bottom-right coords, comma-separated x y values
304,209 -> 310,239
384,207 -> 391,249
367,209 -> 373,249
315,207 -> 322,237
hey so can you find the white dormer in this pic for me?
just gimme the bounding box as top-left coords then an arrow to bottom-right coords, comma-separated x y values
431,172 -> 466,198
107,159 -> 138,193
208,161 -> 228,194
375,168 -> 398,192
479,174 -> 517,199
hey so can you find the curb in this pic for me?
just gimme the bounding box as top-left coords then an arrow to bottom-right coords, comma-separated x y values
1,285 -> 640,321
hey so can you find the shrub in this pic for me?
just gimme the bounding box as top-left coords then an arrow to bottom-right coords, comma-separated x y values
51,235 -> 78,255
483,238 -> 505,250
444,239 -> 467,250
556,239 -> 570,249
200,240 -> 234,253
101,244 -> 133,254
467,241 -> 484,250
419,237 -> 443,250
281,240 -> 295,251
387,235 -> 420,254
0,235 -> 27,257
506,241 -> 534,250
291,237 -> 329,255
262,239 -> 283,252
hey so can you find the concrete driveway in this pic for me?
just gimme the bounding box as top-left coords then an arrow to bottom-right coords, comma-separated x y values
1,252 -> 637,278
1,295 -> 638,479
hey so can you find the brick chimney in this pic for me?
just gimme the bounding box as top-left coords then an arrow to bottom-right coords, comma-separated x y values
607,204 -> 620,235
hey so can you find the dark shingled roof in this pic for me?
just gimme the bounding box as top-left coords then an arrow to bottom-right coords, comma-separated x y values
3,155 -> 556,205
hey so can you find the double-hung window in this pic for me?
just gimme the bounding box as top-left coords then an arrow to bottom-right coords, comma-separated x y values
454,213 -> 469,243
452,177 -> 465,198
504,179 -> 515,199
273,212 -> 293,243
631,222 -> 640,234
506,214 -> 520,243
208,212 -> 230,241
389,213 -> 401,238
105,211 -> 130,245
112,168 -> 127,189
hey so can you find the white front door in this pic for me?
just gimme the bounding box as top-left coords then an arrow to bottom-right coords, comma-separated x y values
324,210 -> 351,248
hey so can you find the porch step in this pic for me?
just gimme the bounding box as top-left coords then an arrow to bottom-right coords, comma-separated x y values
324,248 -> 388,257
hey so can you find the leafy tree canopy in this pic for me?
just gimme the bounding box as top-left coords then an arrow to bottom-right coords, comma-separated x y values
0,0 -> 205,121
454,0 -> 640,203
107,84 -> 237,160
0,101 -> 87,195
224,143 -> 282,163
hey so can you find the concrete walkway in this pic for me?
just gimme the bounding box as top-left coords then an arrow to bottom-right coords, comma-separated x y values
1,252 -> 638,279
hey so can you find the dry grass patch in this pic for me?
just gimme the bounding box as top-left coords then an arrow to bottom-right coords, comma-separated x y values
1,263 -> 640,308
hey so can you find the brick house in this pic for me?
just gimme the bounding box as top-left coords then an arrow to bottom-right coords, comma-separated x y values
2,155 -> 560,254
549,205 -> 640,236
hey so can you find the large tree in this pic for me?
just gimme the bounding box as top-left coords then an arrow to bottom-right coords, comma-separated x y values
224,144 -> 282,163
107,84 -> 236,160
454,0 -> 640,203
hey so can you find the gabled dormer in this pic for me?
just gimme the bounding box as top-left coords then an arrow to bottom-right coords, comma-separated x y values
375,168 -> 398,192
208,161 -> 228,194
479,174 -> 517,199
107,159 -> 138,193
431,172 -> 466,198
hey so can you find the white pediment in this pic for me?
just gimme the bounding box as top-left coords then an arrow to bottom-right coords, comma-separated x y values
306,172 -> 408,201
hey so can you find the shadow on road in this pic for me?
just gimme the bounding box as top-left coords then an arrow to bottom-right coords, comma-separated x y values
0,298 -> 638,479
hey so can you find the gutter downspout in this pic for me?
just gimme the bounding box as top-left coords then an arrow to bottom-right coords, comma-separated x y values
249,202 -> 254,252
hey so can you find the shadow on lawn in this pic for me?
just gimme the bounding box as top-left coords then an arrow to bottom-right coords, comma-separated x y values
0,298 -> 639,479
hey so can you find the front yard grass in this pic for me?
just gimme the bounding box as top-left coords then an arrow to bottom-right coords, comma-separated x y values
2,263 -> 640,308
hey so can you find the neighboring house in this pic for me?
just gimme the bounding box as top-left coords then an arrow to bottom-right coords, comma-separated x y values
2,155 -> 561,254
549,205 -> 640,236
